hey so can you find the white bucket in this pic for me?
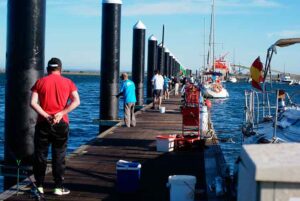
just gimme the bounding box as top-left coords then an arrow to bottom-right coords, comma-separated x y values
160,107 -> 166,113
167,175 -> 196,201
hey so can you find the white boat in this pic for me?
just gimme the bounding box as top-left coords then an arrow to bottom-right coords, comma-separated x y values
289,80 -> 300,85
279,73 -> 293,83
242,90 -> 300,144
202,83 -> 229,98
201,0 -> 229,99
242,37 -> 300,144
228,76 -> 237,83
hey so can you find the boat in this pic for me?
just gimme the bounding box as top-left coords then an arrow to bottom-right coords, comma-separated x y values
279,73 -> 293,83
242,38 -> 300,144
289,80 -> 300,85
201,71 -> 229,98
201,0 -> 229,99
228,76 -> 237,83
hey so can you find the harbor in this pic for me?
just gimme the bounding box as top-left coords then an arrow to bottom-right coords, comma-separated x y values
0,0 -> 300,201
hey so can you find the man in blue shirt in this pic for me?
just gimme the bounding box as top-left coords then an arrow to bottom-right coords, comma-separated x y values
117,73 -> 137,127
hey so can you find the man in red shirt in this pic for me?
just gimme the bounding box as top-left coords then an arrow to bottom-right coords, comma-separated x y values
30,58 -> 80,196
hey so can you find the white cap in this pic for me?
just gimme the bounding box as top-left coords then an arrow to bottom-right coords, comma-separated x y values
149,35 -> 157,41
165,48 -> 170,53
133,20 -> 146,29
102,0 -> 122,4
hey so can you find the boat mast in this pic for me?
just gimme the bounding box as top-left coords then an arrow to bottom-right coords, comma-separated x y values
203,18 -> 206,71
208,1 -> 212,70
212,0 -> 215,71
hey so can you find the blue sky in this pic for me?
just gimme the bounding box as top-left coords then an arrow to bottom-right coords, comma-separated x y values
0,0 -> 300,73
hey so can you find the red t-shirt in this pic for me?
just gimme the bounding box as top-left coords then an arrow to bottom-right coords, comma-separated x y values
31,74 -> 77,123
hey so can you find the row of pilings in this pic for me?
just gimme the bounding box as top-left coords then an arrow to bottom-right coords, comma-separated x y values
3,0 -> 190,189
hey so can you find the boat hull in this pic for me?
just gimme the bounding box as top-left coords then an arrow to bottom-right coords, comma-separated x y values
202,84 -> 229,98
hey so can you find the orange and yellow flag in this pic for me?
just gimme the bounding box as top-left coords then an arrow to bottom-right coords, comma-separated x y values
250,57 -> 263,91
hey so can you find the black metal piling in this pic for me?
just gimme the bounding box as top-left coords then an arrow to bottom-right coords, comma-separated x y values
132,20 -> 146,106
157,44 -> 165,74
169,53 -> 173,77
4,0 -> 46,188
175,60 -> 180,76
164,48 -> 170,77
147,35 -> 157,103
100,0 -> 122,131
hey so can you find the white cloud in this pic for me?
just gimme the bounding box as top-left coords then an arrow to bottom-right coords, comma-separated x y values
251,0 -> 281,7
124,1 -> 210,16
43,0 -> 284,17
267,30 -> 300,38
122,0 -> 282,17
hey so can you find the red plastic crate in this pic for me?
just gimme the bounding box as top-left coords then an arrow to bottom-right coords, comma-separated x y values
184,85 -> 200,105
181,106 -> 200,137
182,107 -> 200,126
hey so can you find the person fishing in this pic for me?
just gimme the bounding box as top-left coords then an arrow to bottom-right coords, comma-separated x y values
30,57 -> 80,196
117,73 -> 137,127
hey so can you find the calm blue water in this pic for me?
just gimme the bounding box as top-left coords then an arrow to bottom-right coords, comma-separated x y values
0,74 -> 300,191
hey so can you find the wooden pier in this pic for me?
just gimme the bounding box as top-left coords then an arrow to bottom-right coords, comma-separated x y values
3,95 -> 225,201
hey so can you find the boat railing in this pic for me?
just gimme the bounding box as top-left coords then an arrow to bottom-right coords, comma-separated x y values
244,89 -> 296,138
244,90 -> 277,130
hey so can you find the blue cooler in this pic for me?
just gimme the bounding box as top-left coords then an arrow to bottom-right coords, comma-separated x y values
116,160 -> 141,193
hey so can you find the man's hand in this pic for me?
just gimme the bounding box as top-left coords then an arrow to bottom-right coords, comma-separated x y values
53,111 -> 64,124
45,114 -> 54,124
116,92 -> 123,98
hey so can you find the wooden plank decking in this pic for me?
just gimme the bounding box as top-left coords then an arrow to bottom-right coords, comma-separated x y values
5,95 -> 215,201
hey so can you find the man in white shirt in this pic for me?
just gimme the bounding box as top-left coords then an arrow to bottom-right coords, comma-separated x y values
151,70 -> 164,109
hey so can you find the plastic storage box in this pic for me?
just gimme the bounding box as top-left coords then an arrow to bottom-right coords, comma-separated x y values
156,135 -> 176,152
116,160 -> 141,193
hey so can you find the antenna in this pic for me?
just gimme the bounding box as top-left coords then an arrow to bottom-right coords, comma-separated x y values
212,0 -> 215,71
162,24 -> 165,48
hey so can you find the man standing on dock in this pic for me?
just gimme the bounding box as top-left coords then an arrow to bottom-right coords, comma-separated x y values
151,70 -> 164,109
117,73 -> 137,127
30,58 -> 80,195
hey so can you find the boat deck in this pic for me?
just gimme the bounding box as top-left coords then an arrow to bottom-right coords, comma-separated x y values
3,95 -> 225,201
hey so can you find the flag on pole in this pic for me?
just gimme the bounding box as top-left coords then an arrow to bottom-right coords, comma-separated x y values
250,57 -> 263,91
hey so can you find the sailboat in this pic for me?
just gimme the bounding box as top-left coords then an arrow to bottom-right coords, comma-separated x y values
242,38 -> 300,144
201,0 -> 229,99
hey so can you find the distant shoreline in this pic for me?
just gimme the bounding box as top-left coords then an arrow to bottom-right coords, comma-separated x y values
0,70 -> 133,76
0,70 -> 101,76
62,71 -> 100,76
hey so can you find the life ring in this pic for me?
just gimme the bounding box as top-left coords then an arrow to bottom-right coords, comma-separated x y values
212,84 -> 222,93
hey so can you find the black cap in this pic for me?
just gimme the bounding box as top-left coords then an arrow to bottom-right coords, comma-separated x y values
47,57 -> 62,68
